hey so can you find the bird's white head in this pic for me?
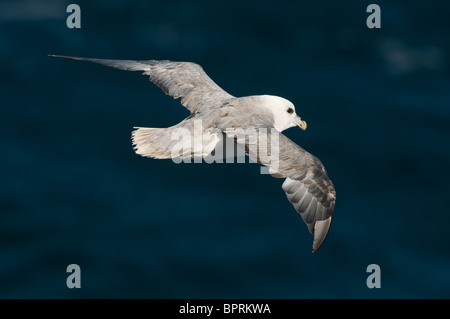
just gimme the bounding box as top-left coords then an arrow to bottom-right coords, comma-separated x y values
260,95 -> 307,132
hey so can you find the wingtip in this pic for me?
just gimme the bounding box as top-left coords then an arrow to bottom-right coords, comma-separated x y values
47,54 -> 85,60
48,54 -> 68,58
311,216 -> 332,253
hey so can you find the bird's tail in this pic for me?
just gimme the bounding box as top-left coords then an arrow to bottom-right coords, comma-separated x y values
132,125 -> 222,160
132,127 -> 175,159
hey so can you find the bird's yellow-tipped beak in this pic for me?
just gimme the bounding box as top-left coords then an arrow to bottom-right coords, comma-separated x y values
294,116 -> 307,130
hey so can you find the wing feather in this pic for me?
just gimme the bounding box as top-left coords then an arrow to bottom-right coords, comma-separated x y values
49,55 -> 234,113
232,128 -> 336,252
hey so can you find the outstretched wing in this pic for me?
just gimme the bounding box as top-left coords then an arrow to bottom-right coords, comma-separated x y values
229,128 -> 336,252
49,55 -> 234,113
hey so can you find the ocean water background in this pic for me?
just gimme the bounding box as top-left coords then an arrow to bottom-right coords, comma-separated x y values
0,0 -> 449,298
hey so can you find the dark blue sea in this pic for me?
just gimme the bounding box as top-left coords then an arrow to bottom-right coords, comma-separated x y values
1,0 -> 449,298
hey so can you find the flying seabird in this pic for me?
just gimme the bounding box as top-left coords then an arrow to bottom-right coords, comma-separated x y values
50,55 -> 336,252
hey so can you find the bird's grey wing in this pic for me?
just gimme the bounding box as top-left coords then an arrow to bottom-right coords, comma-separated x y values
49,55 -> 234,113
229,128 -> 336,252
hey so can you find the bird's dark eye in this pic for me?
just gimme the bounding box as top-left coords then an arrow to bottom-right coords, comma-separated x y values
287,108 -> 294,114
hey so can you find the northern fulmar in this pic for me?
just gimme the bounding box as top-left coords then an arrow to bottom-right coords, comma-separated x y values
50,55 -> 336,252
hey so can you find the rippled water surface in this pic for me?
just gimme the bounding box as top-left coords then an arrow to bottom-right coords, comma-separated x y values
0,0 -> 449,298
